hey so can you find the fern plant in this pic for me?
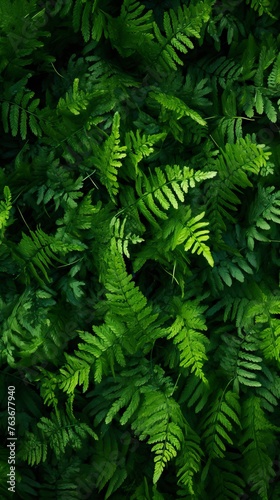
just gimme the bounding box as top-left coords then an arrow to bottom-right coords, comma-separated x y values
1,0 -> 280,499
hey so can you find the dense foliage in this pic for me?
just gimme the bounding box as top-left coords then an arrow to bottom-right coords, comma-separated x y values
1,0 -> 280,498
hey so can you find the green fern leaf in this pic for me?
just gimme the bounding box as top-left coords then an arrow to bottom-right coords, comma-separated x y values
132,390 -> 185,484
136,164 -> 216,231
182,210 -> 214,267
179,373 -> 211,413
13,229 -> 63,284
240,396 -> 277,498
94,112 -> 127,201
268,53 -> 280,88
107,0 -> 154,57
246,185 -> 280,250
205,137 -> 271,237
210,458 -> 246,499
246,0 -> 277,17
201,390 -> 241,459
61,240 -> 160,385
200,55 -> 242,90
256,365 -> 280,412
18,431 -> 47,466
59,353 -> 91,394
125,129 -> 166,176
150,91 -> 206,126
219,328 -> 262,392
37,410 -> 97,458
153,3 -> 211,70
176,427 -> 203,495
2,88 -> 41,140
58,78 -> 89,115
0,186 -> 12,239
110,215 -> 144,258
167,297 -> 209,382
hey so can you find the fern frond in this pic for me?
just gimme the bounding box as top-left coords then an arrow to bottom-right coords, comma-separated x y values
178,373 -> 211,413
38,368 -> 59,410
240,396 -> 277,498
199,55 -> 242,90
57,78 -> 90,116
35,455 -> 82,498
246,185 -> 280,250
2,87 -> 41,139
60,240 -> 160,385
135,164 -> 216,228
12,228 -> 82,285
94,112 -> 127,201
106,0 -> 154,58
18,431 -> 47,466
88,427 -> 127,499
131,480 -> 165,500
37,409 -> 97,458
212,253 -> 254,289
238,83 -> 278,122
157,204 -> 214,268
1,1 -> 280,497
85,366 -> 175,493
209,458 -> 246,499
153,3 -> 211,70
239,290 -> 280,363
110,215 -> 144,258
37,162 -> 84,211
268,53 -> 280,88
104,376 -> 143,426
182,72 -> 212,109
59,353 -> 91,394
256,365 -> 280,412
246,0 -> 277,17
85,54 -> 139,99
207,280 -> 262,326
219,328 -> 262,392
215,116 -> 243,145
57,194 -> 102,235
13,229 -> 59,284
1,287 -> 54,365
0,0 -> 50,78
201,390 -> 241,459
119,0 -> 153,33
0,186 -> 12,239
177,210 -> 214,267
167,297 -> 209,382
149,90 -> 206,126
102,238 -> 159,333
207,10 -> 246,50
84,359 -> 151,426
125,129 -> 166,176
73,0 -> 107,42
176,426 -> 203,495
132,389 -> 185,483
78,316 -> 129,382
257,318 -> 280,364
205,137 -> 271,237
